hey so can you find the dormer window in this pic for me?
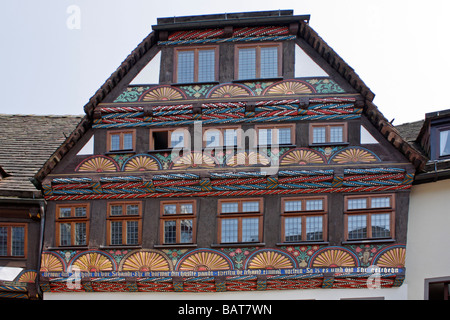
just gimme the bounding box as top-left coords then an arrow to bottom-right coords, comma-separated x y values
439,128 -> 450,157
174,46 -> 218,83
235,43 -> 281,80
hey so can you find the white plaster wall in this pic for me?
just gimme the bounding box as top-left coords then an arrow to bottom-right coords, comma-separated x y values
44,286 -> 407,300
405,179 -> 450,300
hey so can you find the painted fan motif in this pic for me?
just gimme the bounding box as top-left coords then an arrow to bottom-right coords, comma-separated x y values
265,80 -> 313,95
141,86 -> 184,101
72,252 -> 114,272
178,251 -> 232,271
280,149 -> 325,165
76,156 -> 118,172
311,249 -> 357,267
123,155 -> 160,171
120,250 -> 172,271
40,253 -> 64,272
247,250 -> 294,269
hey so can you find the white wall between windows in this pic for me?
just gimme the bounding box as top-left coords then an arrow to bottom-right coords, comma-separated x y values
406,178 -> 450,300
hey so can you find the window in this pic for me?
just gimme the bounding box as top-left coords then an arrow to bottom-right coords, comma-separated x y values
255,124 -> 295,146
107,130 -> 135,152
310,123 -> 347,145
107,202 -> 142,246
281,197 -> 327,242
218,198 -> 263,244
160,200 -> 196,245
174,46 -> 218,83
149,128 -> 189,151
56,204 -> 89,247
344,194 -> 394,241
438,128 -> 450,157
236,44 -> 281,80
203,126 -> 241,148
0,223 -> 27,257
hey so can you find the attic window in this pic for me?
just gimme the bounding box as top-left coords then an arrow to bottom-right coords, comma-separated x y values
235,43 -> 281,80
174,46 -> 218,83
439,129 -> 450,157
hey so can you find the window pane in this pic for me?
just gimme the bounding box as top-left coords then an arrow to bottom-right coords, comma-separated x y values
238,48 -> 256,79
60,207 -> 72,218
123,133 -> 133,150
278,128 -> 291,145
330,126 -> 343,143
110,221 -> 122,245
221,219 -> 238,243
285,200 -> 302,212
11,227 -> 25,256
242,201 -> 259,213
313,127 -> 326,144
348,198 -> 367,210
371,197 -> 390,208
180,203 -> 193,214
75,207 -> 86,217
0,227 -> 7,255
177,51 -> 195,83
164,220 -> 176,244
348,215 -> 367,239
74,222 -> 86,246
242,218 -> 259,242
306,216 -> 323,241
60,223 -> 71,246
260,47 -> 278,78
306,199 -> 323,211
440,130 -> 450,156
371,213 -> 391,238
110,205 -> 123,216
198,49 -> 215,82
164,204 -> 177,215
285,217 -> 302,242
127,221 -> 139,245
171,131 -> 185,148
180,219 -> 193,243
126,204 -> 139,215
205,130 -> 220,147
258,128 -> 272,145
224,129 -> 237,146
110,134 -> 121,151
221,202 -> 238,213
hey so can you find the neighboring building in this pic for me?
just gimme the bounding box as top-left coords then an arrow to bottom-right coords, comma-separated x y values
397,111 -> 450,300
33,11 -> 428,299
0,114 -> 82,299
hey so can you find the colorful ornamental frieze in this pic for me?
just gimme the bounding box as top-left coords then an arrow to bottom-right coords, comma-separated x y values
0,270 -> 38,299
39,245 -> 406,293
74,147 -> 380,174
42,168 -> 413,201
113,79 -> 345,103
97,95 -> 358,129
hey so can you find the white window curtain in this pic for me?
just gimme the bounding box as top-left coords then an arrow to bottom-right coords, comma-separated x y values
440,130 -> 450,156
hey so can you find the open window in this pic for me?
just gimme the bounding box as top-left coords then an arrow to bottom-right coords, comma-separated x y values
149,128 -> 189,151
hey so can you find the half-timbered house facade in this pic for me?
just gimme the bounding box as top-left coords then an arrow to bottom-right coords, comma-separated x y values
34,10 -> 427,299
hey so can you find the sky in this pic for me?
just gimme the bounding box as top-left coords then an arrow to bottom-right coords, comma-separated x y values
1,0 -> 449,125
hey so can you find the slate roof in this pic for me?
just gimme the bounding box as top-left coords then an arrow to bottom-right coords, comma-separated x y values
0,114 -> 83,197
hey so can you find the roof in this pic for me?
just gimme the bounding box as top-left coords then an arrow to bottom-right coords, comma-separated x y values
395,113 -> 450,183
0,114 -> 82,197
33,10 -> 428,186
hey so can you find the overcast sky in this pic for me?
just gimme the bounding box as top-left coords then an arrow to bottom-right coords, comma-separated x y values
1,0 -> 449,125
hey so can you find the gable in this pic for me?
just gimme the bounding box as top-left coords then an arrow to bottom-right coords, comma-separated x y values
33,11 -> 427,189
